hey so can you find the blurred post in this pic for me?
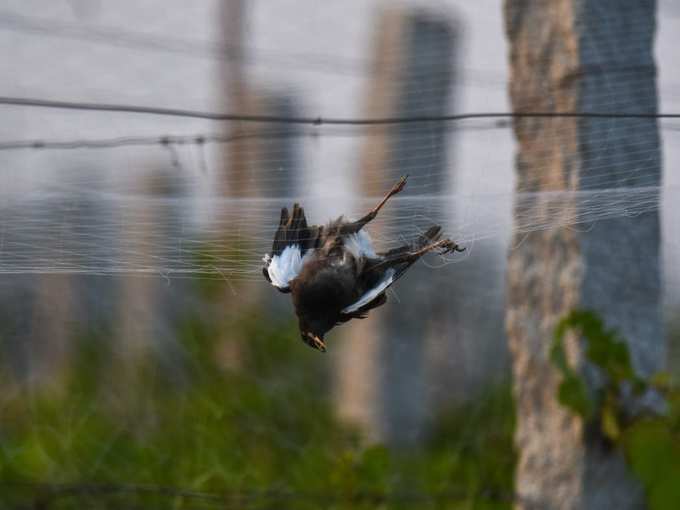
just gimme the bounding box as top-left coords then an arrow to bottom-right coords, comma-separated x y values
29,274 -> 74,385
221,0 -> 253,199
504,0 -> 663,508
115,172 -> 187,386
380,12 -> 455,446
212,0 -> 258,369
335,10 -> 406,442
336,9 -> 457,445
216,2 -> 303,368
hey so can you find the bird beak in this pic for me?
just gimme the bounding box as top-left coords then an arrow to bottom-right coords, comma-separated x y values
305,332 -> 327,352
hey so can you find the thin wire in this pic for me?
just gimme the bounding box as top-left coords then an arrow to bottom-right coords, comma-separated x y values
0,133 -> 262,151
0,122 -> 514,152
2,119 -> 680,152
1,96 -> 680,124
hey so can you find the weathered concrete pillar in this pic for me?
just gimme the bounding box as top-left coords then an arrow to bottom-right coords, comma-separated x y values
115,172 -> 187,384
335,10 -> 406,442
380,12 -> 456,446
220,0 -> 255,199
336,9 -> 457,445
504,0 -> 663,508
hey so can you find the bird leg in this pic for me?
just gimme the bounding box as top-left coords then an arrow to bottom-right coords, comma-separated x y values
370,174 -> 408,217
340,175 -> 408,235
370,238 -> 464,273
410,238 -> 465,258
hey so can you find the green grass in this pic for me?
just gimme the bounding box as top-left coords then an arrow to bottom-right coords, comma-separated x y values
0,303 -> 515,509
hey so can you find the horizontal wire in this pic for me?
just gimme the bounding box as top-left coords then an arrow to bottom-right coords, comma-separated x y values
2,120 -> 680,152
1,96 -> 680,124
0,122 -> 515,151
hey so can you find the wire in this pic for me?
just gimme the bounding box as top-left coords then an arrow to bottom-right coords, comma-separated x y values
0,133 -> 258,151
1,96 -> 680,125
0,122 -> 516,152
3,119 -> 680,153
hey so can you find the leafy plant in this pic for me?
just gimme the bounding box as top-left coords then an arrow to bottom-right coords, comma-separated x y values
552,309 -> 680,510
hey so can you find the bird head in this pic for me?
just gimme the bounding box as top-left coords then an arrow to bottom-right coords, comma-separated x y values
290,263 -> 347,352
298,316 -> 333,352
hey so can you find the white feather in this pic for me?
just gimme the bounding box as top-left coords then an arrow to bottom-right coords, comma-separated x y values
343,230 -> 377,259
342,268 -> 395,314
266,245 -> 310,289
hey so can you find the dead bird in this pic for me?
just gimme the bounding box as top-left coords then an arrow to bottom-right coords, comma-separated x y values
262,176 -> 464,352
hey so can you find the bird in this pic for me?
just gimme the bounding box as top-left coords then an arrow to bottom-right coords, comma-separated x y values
262,176 -> 464,352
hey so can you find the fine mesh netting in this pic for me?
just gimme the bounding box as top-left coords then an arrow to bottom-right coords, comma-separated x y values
0,1 -> 679,508
0,185 -> 667,279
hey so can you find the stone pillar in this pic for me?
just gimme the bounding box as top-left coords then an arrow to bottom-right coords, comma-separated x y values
220,0 -> 255,198
380,12 -> 455,446
336,9 -> 457,445
334,9 -> 406,443
115,172 -> 187,384
504,0 -> 662,508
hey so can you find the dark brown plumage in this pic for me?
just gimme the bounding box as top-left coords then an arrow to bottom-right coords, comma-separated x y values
262,176 -> 464,351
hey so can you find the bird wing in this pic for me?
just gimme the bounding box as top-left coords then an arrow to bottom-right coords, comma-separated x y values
263,203 -> 321,290
341,268 -> 395,314
337,292 -> 387,323
337,258 -> 418,321
339,225 -> 444,317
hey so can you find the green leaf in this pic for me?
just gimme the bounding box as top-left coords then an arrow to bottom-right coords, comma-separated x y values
557,374 -> 594,419
624,420 -> 675,487
649,372 -> 672,392
649,468 -> 680,510
601,401 -> 621,441
549,335 -> 569,375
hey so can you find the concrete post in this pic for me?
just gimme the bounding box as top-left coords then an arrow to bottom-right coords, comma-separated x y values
504,0 -> 663,508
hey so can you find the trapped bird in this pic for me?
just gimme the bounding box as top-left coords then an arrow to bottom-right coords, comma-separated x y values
262,176 -> 464,352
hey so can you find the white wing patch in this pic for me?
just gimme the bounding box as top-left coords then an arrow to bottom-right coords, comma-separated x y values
343,229 -> 377,259
342,268 -> 396,314
266,245 -> 311,289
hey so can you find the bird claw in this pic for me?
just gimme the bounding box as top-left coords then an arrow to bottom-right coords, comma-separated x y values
437,239 -> 465,255
306,332 -> 327,352
314,338 -> 327,352
391,175 -> 408,195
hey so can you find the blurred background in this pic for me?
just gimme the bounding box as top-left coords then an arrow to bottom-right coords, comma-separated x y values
0,1 -> 679,508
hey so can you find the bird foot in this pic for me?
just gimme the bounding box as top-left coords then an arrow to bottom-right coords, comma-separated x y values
436,239 -> 465,255
306,332 -> 327,352
367,175 -> 409,219
314,338 -> 327,352
389,175 -> 409,197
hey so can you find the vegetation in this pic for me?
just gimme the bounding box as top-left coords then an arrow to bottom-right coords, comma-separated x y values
0,295 -> 515,509
552,310 -> 680,510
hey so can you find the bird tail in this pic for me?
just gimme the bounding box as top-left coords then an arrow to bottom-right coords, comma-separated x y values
272,203 -> 315,255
